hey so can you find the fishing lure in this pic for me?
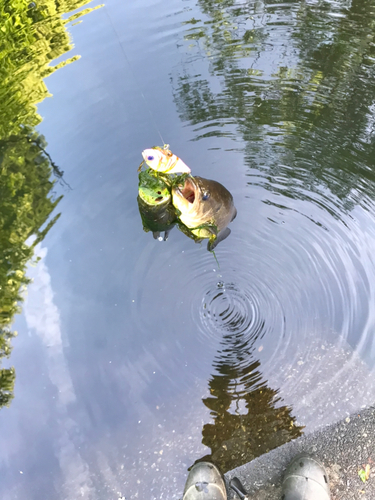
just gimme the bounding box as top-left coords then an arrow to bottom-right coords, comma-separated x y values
140,145 -> 191,174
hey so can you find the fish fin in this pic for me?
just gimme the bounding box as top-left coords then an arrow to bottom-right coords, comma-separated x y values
207,227 -> 231,251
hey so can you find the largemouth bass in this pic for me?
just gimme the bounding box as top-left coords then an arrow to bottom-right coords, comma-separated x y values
172,176 -> 237,250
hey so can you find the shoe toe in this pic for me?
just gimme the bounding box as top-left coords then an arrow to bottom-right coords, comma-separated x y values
183,462 -> 227,500
282,454 -> 331,500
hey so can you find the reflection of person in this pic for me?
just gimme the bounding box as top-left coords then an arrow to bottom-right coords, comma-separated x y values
198,359 -> 303,472
196,329 -> 303,472
182,454 -> 331,499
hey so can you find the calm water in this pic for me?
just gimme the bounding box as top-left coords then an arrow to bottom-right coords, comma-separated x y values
1,0 -> 375,498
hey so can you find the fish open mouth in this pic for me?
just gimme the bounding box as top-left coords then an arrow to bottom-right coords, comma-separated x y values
177,178 -> 196,204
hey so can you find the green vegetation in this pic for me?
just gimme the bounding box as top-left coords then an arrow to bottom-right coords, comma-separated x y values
358,464 -> 370,483
0,0 -> 102,408
0,0 -> 103,139
0,130 -> 62,408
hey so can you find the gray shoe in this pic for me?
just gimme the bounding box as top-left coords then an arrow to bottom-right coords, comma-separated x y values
282,454 -> 331,500
183,462 -> 227,500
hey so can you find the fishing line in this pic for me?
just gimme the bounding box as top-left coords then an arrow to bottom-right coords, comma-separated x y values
103,6 -> 165,146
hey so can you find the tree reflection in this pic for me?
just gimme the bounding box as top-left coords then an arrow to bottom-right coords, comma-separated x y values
197,332 -> 302,472
173,0 -> 375,208
0,0 -> 102,139
0,0 -> 102,408
0,131 -> 62,407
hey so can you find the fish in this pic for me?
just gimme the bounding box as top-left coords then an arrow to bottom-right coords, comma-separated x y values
138,169 -> 177,240
172,175 -> 237,250
142,147 -> 191,174
137,195 -> 178,241
138,169 -> 171,206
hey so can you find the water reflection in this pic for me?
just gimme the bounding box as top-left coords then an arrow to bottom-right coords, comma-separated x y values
2,0 -> 375,497
0,0 -> 101,138
196,281 -> 303,472
0,0 -> 102,409
0,131 -> 61,408
200,359 -> 302,472
173,0 -> 375,354
171,0 -> 375,477
173,0 -> 375,210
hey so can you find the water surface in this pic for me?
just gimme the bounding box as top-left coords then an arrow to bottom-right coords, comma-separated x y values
1,0 -> 375,498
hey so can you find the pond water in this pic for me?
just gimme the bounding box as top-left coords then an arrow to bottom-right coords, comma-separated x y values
1,0 -> 375,498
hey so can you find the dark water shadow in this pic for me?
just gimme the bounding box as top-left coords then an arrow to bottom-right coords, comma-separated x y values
194,324 -> 303,472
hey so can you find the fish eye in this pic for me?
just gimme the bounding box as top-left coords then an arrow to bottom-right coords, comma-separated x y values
147,155 -> 154,161
202,192 -> 210,201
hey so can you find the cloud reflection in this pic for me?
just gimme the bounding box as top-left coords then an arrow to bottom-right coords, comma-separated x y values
24,245 -> 95,499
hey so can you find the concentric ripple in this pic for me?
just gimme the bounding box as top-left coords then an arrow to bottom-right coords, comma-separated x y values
195,279 -> 285,352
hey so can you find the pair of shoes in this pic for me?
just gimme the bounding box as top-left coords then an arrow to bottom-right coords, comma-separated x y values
182,454 -> 331,500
